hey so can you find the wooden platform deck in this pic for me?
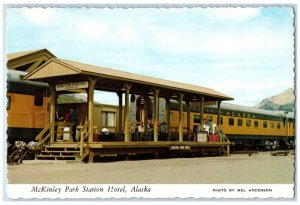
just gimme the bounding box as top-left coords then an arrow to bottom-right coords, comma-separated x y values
50,141 -> 230,148
90,141 -> 230,148
37,141 -> 231,162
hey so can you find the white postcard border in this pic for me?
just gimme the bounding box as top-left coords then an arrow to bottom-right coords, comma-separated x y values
7,184 -> 294,199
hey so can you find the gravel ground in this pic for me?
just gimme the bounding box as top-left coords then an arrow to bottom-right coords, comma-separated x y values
6,151 -> 295,184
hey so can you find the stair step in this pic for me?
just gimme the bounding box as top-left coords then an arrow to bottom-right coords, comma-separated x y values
42,150 -> 80,153
45,143 -> 88,148
36,155 -> 79,160
44,148 -> 80,153
40,153 -> 80,157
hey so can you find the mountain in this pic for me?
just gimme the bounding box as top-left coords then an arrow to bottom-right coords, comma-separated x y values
57,93 -> 86,104
255,88 -> 295,112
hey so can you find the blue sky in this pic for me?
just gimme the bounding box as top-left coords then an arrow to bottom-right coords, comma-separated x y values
5,6 -> 295,106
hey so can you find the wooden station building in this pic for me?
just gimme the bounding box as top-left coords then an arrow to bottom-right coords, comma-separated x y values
9,49 -> 233,162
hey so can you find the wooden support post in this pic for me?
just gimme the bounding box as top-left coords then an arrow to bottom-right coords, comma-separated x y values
80,131 -> 84,159
165,98 -> 171,140
49,84 -> 56,144
117,92 -> 123,132
88,151 -> 94,163
178,93 -> 184,142
186,100 -> 190,139
227,145 -> 230,156
200,96 -> 205,126
153,88 -> 160,142
88,78 -> 96,143
143,95 -> 148,133
124,83 -> 132,142
217,100 -> 222,127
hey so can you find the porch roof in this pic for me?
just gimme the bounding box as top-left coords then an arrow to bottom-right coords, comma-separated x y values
24,56 -> 233,101
7,49 -> 56,71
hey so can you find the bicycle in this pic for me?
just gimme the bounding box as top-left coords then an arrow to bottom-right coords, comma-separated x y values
7,141 -> 27,165
7,141 -> 39,165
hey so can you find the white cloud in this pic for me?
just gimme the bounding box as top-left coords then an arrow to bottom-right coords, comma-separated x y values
73,20 -> 107,42
211,79 -> 293,92
7,7 -> 294,107
209,61 -> 261,70
21,8 -> 56,26
118,25 -> 141,44
205,8 -> 261,21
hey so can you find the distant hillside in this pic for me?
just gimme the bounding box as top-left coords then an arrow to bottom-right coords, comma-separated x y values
57,94 -> 86,104
255,88 -> 295,112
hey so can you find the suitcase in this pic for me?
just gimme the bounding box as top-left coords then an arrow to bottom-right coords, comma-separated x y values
63,127 -> 70,141
197,132 -> 208,142
209,134 -> 220,142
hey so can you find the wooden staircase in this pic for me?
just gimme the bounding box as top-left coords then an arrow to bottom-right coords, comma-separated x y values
36,144 -> 81,161
34,121 -> 90,162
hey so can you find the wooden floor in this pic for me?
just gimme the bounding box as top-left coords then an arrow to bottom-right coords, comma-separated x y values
39,141 -> 231,162
51,141 -> 230,148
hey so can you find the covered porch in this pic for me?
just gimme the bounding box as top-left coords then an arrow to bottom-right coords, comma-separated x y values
24,57 -> 233,162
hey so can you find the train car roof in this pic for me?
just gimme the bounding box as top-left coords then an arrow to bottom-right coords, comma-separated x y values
7,70 -> 49,87
274,110 -> 295,119
207,103 -> 294,119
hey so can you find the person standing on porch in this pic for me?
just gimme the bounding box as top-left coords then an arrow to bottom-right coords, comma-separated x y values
69,106 -> 78,142
54,107 -> 63,142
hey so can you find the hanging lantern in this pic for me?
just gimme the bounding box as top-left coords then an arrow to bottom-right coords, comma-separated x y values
130,94 -> 136,103
140,96 -> 145,105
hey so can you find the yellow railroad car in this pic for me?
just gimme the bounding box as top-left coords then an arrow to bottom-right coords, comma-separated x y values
7,70 -> 294,150
7,70 -> 50,143
170,102 -> 295,150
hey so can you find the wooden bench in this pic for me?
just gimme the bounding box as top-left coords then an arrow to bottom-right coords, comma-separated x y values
271,151 -> 290,156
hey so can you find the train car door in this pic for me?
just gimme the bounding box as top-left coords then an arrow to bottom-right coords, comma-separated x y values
32,94 -> 48,129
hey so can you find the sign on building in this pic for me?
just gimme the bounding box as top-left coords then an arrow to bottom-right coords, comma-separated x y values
55,81 -> 88,91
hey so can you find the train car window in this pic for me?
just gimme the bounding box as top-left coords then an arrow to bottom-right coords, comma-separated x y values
238,119 -> 243,126
229,118 -> 234,126
277,123 -> 280,129
34,95 -> 43,106
270,122 -> 274,128
263,121 -> 267,128
220,117 -> 223,125
246,119 -> 251,127
6,96 -> 11,110
254,121 -> 259,128
207,116 -> 213,122
101,111 -> 116,127
194,115 -> 201,123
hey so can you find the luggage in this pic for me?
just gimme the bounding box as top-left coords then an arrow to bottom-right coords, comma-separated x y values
209,134 -> 220,142
93,133 -> 98,142
63,127 -> 70,141
197,132 -> 208,142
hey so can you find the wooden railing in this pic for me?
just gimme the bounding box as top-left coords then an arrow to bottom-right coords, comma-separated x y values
75,120 -> 90,161
54,122 -> 73,142
222,134 -> 230,143
35,122 -> 52,147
